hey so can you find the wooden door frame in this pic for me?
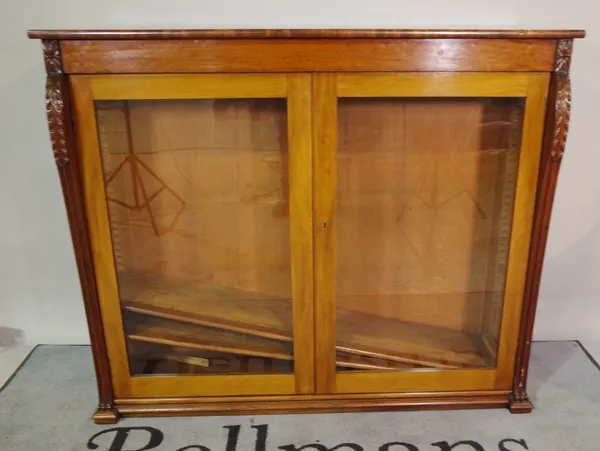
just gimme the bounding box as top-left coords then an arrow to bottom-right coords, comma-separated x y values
313,72 -> 550,394
70,73 -> 315,398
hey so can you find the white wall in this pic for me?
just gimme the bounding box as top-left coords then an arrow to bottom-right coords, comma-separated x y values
1,0 -> 598,344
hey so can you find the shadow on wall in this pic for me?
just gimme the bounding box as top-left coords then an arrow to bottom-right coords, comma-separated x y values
0,327 -> 26,348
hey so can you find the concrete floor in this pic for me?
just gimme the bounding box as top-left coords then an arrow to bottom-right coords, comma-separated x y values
582,341 -> 600,360
0,345 -> 35,390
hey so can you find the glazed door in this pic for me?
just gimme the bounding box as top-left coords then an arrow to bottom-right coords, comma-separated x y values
72,74 -> 314,398
313,73 -> 549,393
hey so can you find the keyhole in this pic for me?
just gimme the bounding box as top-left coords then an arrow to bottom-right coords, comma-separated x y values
323,222 -> 328,229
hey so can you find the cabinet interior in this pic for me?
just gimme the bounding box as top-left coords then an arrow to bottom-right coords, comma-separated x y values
94,96 -> 524,377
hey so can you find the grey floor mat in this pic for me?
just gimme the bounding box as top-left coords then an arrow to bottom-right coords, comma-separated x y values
1,341 -> 599,450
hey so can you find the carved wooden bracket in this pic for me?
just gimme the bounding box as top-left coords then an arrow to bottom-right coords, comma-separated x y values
551,72 -> 571,162
43,39 -> 62,75
555,39 -> 573,72
550,40 -> 573,163
42,40 -> 69,168
45,76 -> 69,168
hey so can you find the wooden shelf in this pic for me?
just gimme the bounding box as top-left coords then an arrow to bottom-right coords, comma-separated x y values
126,314 -> 419,371
336,310 -> 488,368
121,272 -> 293,342
127,315 -> 294,361
336,354 -> 418,371
127,340 -> 295,375
120,272 -> 491,369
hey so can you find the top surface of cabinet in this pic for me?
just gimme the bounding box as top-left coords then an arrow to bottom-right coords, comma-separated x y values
28,29 -> 586,40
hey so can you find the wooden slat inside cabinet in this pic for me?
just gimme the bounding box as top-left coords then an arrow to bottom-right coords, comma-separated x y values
126,314 -> 294,361
121,272 -> 492,369
126,313 -> 419,372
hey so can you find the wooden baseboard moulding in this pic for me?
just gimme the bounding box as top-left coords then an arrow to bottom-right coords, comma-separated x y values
99,392 -> 514,423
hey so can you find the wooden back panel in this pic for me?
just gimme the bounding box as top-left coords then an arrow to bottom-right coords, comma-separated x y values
336,98 -> 523,333
96,99 -> 292,298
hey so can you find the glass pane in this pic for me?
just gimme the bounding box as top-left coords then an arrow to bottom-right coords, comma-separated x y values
95,98 -> 293,376
336,97 -> 524,372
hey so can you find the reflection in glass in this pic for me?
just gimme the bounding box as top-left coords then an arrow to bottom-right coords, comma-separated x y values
335,98 -> 524,372
96,99 -> 295,375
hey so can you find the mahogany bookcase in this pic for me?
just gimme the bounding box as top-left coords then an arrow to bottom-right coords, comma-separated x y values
28,29 -> 584,423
